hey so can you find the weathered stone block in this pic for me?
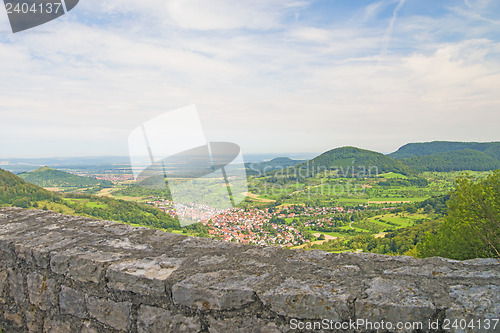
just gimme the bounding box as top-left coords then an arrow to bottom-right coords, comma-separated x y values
446,284 -> 500,332
27,272 -> 58,311
260,278 -> 351,321
59,285 -> 87,319
195,255 -> 227,266
4,310 -> 24,328
172,270 -> 265,311
51,248 -> 126,283
43,317 -> 72,333
8,268 -> 26,306
30,234 -> 80,269
14,242 -> 31,263
106,257 -> 182,296
86,296 -> 131,331
137,305 -> 201,333
355,277 -> 436,324
208,316 -> 281,333
25,307 -> 44,333
0,270 -> 7,299
80,321 -> 99,333
384,264 -> 500,279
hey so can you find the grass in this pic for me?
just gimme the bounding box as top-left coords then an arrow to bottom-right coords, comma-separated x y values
335,197 -> 370,204
63,198 -> 109,209
313,230 -> 349,238
379,172 -> 408,179
86,201 -> 108,209
301,212 -> 430,246
365,212 -> 428,229
35,201 -> 76,215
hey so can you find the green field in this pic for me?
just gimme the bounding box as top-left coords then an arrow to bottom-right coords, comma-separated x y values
63,198 -> 108,209
248,170 -> 484,208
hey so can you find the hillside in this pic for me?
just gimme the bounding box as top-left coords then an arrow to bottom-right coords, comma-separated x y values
389,141 -> 500,172
18,166 -> 112,189
0,168 -> 179,229
0,168 -> 60,207
400,149 -> 500,172
292,146 -> 413,177
246,157 -> 305,175
390,141 -> 500,160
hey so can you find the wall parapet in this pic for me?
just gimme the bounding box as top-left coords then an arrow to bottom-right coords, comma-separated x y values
0,207 -> 499,332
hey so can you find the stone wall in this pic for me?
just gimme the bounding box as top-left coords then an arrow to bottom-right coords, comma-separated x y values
0,207 -> 498,332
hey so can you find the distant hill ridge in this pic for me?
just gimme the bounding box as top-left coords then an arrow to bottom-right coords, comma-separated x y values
18,166 -> 112,189
400,149 -> 500,172
246,157 -> 305,175
389,141 -> 500,159
389,141 -> 500,172
268,142 -> 500,177
290,146 -> 413,177
0,168 -> 59,207
0,168 -> 179,229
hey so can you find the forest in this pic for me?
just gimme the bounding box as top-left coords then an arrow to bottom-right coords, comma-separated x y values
0,168 -> 179,230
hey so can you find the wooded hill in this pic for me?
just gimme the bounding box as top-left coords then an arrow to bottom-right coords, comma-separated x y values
390,141 -> 500,159
399,149 -> 500,172
0,168 -> 179,229
268,142 -> 500,177
287,146 -> 413,178
246,157 -> 305,175
18,166 -> 113,189
389,141 -> 500,172
0,168 -> 60,207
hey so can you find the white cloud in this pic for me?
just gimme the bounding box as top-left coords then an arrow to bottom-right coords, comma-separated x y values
164,0 -> 307,30
0,0 -> 499,157
380,0 -> 406,56
289,26 -> 331,43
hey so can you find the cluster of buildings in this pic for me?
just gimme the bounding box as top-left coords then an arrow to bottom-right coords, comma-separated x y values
92,174 -> 134,182
146,198 -> 354,247
205,208 -> 305,246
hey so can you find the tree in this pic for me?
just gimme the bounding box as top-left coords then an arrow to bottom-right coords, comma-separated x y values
423,204 -> 433,213
418,171 -> 500,260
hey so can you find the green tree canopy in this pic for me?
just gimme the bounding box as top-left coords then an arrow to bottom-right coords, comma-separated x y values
418,170 -> 500,260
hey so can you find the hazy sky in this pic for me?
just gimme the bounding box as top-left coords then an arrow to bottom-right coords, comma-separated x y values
0,0 -> 499,158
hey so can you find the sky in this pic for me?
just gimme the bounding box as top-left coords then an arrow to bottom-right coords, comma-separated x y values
0,0 -> 499,158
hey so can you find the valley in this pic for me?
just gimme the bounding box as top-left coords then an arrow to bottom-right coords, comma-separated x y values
1,140 -> 499,259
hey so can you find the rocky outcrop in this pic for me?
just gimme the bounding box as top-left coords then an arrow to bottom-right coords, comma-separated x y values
0,207 -> 498,332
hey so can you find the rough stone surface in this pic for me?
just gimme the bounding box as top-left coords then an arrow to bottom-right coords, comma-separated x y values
208,316 -> 282,333
51,248 -> 127,284
356,277 -> 436,324
0,270 -> 7,303
86,296 -> 131,331
446,284 -> 500,329
59,285 -> 87,319
80,321 -> 99,333
7,268 -> 26,306
137,305 -> 201,333
0,207 -> 499,333
26,272 -> 58,311
106,257 -> 183,296
172,270 -> 266,311
260,278 -> 351,320
43,317 -> 72,333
